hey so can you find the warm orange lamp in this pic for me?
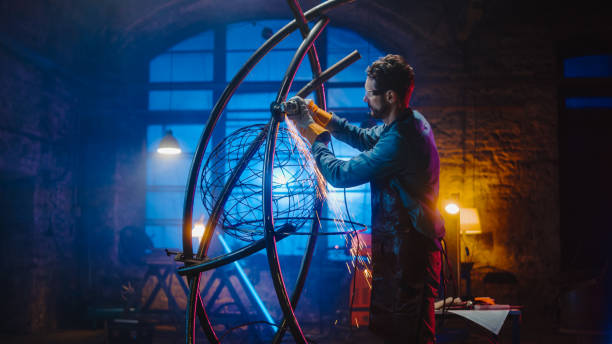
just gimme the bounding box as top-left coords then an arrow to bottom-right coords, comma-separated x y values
459,208 -> 482,235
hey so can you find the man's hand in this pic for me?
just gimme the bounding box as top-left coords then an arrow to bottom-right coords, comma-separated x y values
286,96 -> 330,145
286,96 -> 315,129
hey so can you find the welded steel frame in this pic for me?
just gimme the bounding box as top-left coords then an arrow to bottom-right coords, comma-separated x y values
179,1 -> 360,343
263,16 -> 328,344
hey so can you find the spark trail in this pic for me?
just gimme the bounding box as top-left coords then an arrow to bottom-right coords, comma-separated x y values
284,119 -> 371,286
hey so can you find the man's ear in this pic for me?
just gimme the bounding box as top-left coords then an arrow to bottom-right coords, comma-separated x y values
385,89 -> 396,104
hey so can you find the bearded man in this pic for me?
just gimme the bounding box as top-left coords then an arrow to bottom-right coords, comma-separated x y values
288,54 -> 445,343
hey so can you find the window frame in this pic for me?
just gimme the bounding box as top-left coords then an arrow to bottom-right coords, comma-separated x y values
145,21 -> 384,257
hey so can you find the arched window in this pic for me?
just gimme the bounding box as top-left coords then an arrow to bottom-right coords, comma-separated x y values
146,20 -> 384,259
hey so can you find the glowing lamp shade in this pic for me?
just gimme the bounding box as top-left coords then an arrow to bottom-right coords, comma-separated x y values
157,130 -> 182,155
192,223 -> 205,238
445,203 -> 460,215
460,208 -> 482,234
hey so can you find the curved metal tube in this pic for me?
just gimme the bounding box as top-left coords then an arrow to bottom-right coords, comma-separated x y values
272,198 -> 323,343
186,47 -> 361,271
182,2 -> 351,343
182,0 -> 351,258
186,126 -> 267,344
272,48 -> 362,344
275,18 -> 328,108
273,12 -> 361,344
288,0 -> 326,110
273,2 -> 326,342
185,124 -> 267,344
277,51 -> 364,341
185,275 -> 218,343
177,224 -> 296,276
297,50 -> 361,98
263,17 -> 329,344
196,128 -> 268,258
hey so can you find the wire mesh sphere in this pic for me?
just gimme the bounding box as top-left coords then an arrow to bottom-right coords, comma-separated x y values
200,124 -> 318,242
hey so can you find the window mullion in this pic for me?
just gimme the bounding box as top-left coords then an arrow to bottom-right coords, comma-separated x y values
212,25 -> 227,149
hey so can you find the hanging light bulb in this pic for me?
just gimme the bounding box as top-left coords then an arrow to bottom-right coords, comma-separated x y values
157,130 -> 181,155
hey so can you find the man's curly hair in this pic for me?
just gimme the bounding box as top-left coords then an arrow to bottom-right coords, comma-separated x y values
366,54 -> 415,107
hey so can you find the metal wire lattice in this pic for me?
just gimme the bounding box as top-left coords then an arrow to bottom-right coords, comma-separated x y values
200,124 -> 318,242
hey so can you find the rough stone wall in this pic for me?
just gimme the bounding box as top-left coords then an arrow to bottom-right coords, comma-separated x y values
78,109 -> 147,308
329,0 -> 563,323
0,47 -> 80,332
415,2 -> 562,324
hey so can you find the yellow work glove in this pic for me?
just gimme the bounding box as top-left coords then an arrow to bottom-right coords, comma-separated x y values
286,96 -> 330,144
306,99 -> 333,127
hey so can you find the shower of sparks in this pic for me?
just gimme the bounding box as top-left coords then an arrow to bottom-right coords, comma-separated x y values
284,119 -> 328,200
285,118 -> 372,287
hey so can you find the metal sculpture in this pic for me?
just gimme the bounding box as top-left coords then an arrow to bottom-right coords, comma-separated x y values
200,124 -> 318,243
174,1 -> 361,342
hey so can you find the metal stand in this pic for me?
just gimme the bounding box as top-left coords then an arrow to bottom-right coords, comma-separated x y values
174,1 -> 362,343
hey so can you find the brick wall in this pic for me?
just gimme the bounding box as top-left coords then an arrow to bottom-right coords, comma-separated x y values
0,47 -> 79,332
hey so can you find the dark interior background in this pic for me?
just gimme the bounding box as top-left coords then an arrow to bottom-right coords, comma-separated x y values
1,0 -> 611,342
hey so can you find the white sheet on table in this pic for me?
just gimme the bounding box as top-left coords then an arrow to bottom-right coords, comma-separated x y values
447,310 -> 510,335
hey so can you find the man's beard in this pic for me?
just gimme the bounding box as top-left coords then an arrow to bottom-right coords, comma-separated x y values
369,100 -> 390,119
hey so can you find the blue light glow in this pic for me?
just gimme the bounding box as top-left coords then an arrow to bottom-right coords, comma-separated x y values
146,22 -> 377,259
564,55 -> 612,78
565,97 -> 612,109
148,90 -> 213,111
217,234 -> 276,326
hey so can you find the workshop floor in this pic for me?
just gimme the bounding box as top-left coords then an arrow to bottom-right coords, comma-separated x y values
0,327 -> 605,344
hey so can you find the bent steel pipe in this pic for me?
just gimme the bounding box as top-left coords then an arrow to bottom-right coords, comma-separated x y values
263,17 -> 329,344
